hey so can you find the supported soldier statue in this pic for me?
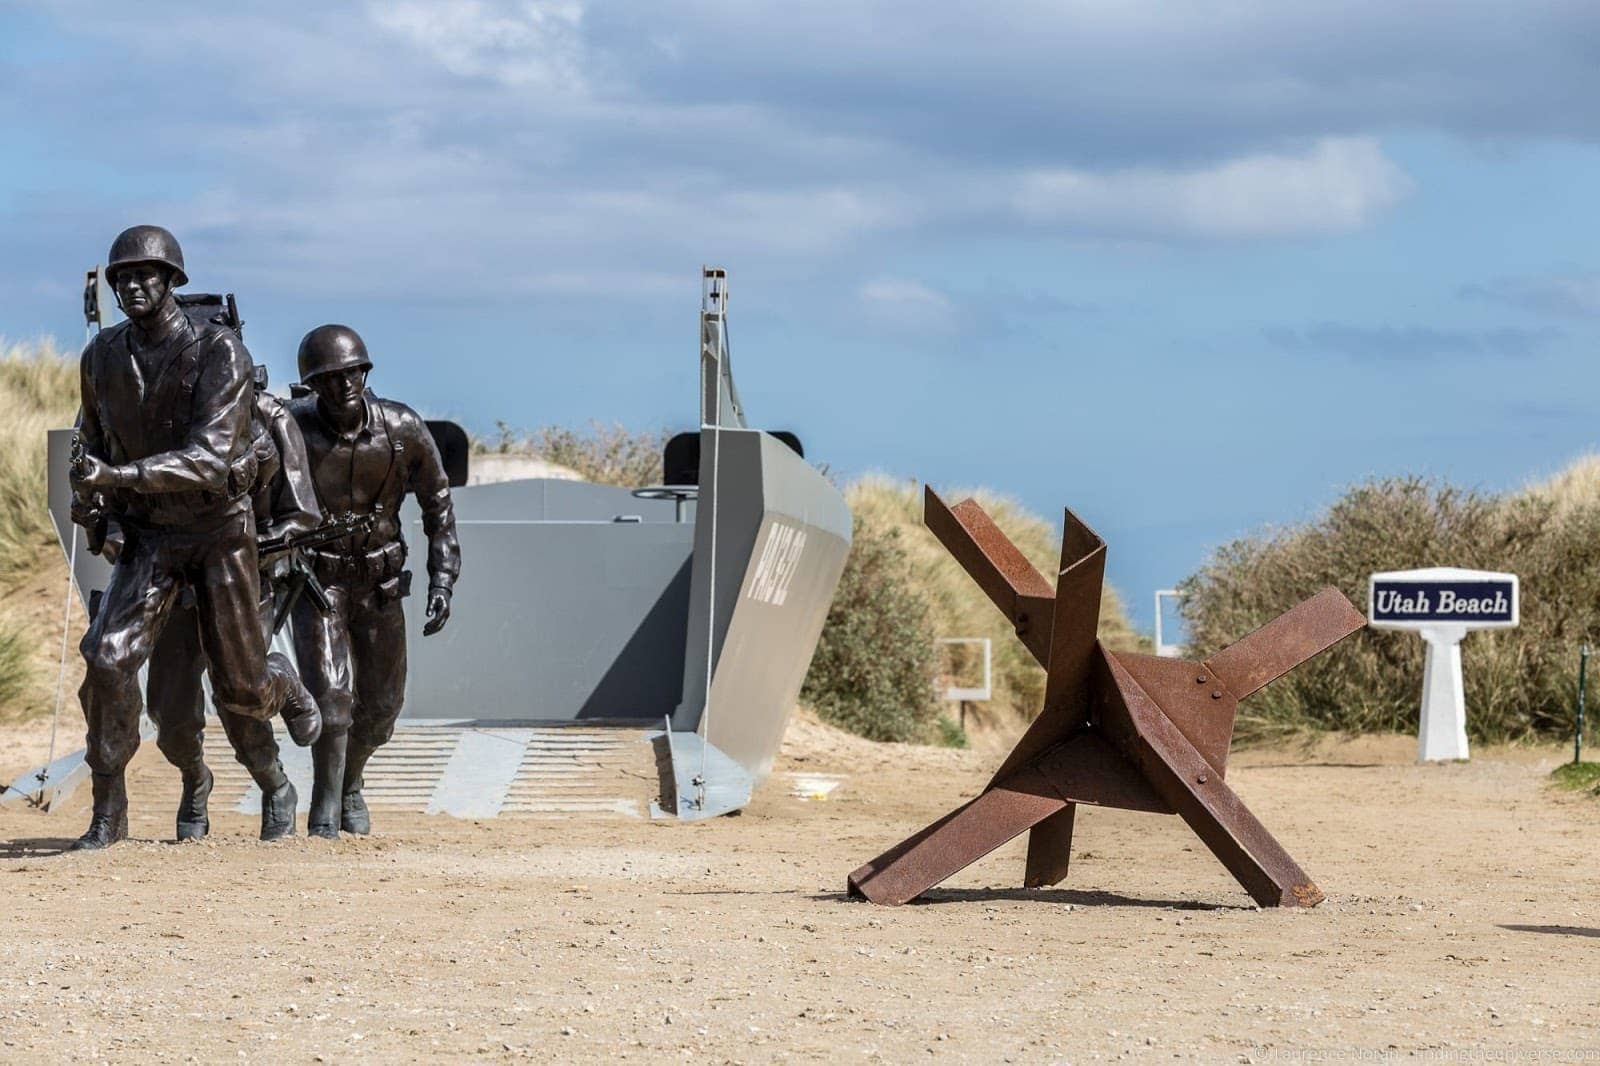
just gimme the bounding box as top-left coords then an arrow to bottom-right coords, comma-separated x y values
288,324 -> 460,838
144,360 -> 322,842
68,225 -> 324,850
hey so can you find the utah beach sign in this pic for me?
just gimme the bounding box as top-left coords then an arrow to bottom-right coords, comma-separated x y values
1370,572 -> 1518,628
1368,567 -> 1519,762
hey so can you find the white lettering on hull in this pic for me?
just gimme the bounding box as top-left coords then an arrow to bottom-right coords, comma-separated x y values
748,521 -> 807,606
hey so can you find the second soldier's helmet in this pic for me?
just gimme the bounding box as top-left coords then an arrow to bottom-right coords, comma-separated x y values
298,324 -> 373,383
106,225 -> 188,287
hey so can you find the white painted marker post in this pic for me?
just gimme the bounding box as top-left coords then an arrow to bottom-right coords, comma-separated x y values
1368,567 -> 1519,763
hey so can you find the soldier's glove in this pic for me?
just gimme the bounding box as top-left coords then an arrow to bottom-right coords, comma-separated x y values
264,554 -> 292,585
71,454 -> 133,491
423,585 -> 452,636
68,492 -> 100,527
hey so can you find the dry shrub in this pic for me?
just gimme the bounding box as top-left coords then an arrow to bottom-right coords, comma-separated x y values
487,420 -> 670,488
800,514 -> 939,742
1179,475 -> 1600,743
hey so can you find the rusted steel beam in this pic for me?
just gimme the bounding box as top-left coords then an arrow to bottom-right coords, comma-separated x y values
1099,648 -> 1324,908
923,487 -> 1054,607
848,494 -> 1365,910
1205,586 -> 1364,700
1032,731 -> 1171,813
955,502 -> 1106,787
1014,593 -> 1056,667
1024,805 -> 1076,888
848,762 -> 1069,905
1040,507 -> 1105,712
923,487 -> 1055,664
1112,650 -> 1239,776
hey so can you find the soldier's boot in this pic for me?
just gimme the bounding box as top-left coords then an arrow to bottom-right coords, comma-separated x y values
306,732 -> 346,840
269,651 -> 323,748
254,762 -> 299,842
176,764 -> 213,842
71,772 -> 130,851
341,742 -> 374,836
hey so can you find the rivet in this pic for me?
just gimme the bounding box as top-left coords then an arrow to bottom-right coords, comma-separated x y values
1197,773 -> 1208,784
1195,676 -> 1207,684
1211,690 -> 1223,700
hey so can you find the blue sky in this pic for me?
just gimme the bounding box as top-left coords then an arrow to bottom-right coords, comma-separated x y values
4,2 -> 1600,634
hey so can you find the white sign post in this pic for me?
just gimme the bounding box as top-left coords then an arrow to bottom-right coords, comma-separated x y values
1153,589 -> 1183,658
1368,567 -> 1519,763
936,637 -> 992,731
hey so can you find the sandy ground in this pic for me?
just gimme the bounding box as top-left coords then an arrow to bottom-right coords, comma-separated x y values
1,716 -> 1598,1063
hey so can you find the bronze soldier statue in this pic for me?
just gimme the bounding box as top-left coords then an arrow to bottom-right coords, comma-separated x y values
69,225 -> 323,850
145,364 -> 322,842
287,325 -> 459,838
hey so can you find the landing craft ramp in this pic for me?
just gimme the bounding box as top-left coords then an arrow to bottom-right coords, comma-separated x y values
5,268 -> 850,822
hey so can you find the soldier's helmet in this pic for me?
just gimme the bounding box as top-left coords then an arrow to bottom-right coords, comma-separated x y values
106,225 -> 188,287
297,324 -> 373,383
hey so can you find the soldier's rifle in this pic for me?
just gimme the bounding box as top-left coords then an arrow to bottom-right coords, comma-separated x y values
261,513 -> 375,634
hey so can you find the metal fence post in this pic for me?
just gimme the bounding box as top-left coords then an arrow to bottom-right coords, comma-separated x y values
1576,645 -> 1589,765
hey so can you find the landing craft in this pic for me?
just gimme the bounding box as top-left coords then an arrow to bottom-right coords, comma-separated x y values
5,268 -> 852,822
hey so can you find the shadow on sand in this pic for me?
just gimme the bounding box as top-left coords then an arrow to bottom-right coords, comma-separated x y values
807,886 -> 1246,911
1499,923 -> 1600,939
0,837 -> 83,859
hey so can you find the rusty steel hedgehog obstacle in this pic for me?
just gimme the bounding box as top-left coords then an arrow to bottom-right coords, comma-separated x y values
847,488 -> 1366,909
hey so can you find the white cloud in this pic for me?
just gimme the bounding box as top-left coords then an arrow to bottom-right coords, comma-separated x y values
1014,138 -> 1413,239
860,279 -> 951,310
858,278 -> 958,335
12,0 -> 1591,312
367,0 -> 589,91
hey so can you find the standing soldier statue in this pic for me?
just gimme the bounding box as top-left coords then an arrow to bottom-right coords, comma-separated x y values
145,363 -> 322,842
288,325 -> 460,838
69,225 -> 323,850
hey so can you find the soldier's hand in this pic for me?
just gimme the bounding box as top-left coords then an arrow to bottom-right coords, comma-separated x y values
423,586 -> 452,636
71,453 -> 120,490
68,492 -> 100,527
264,554 -> 291,585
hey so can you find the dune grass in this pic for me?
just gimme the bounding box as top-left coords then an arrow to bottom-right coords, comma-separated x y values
0,620 -> 31,714
0,339 -> 79,717
1522,453 -> 1600,516
0,339 -> 79,583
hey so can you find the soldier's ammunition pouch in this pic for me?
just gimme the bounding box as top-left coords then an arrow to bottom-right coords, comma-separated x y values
376,571 -> 413,604
309,539 -> 409,593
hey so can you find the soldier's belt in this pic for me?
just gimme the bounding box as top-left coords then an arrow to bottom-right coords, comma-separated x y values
116,494 -> 254,536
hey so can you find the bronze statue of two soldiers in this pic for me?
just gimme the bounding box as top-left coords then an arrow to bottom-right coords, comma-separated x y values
69,225 -> 459,848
